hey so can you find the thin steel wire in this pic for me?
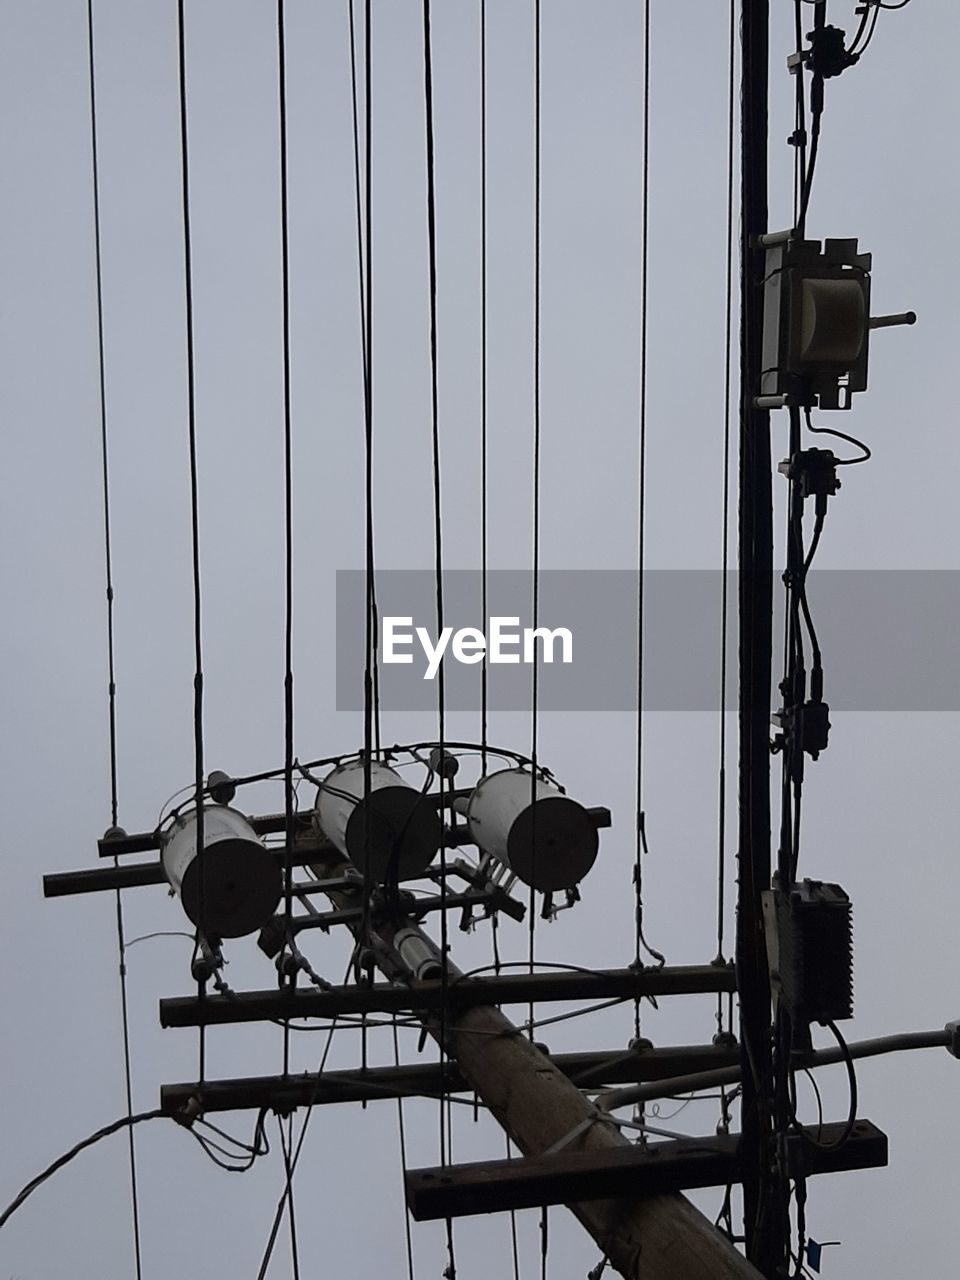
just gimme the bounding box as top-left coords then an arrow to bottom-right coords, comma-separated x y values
348,0 -> 380,757
85,2 -> 143,1272
277,1115 -> 302,1280
632,0 -> 652,1042
276,0 -> 297,1084
715,0 -> 736,1001
175,0 -> 207,1086
393,1021 -> 417,1280
421,10 -> 455,1278
527,0 -> 542,1045
479,0 -> 489,771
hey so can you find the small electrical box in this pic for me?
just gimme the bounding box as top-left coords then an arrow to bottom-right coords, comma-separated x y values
776,878 -> 853,1026
761,237 -> 872,410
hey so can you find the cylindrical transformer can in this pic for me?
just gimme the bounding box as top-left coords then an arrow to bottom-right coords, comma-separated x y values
464,768 -> 599,892
314,760 -> 442,883
161,804 -> 282,939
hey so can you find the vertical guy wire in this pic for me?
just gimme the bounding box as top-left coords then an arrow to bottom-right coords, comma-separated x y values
421,7 -> 454,1278
479,0 -> 489,771
715,0 -> 737,979
86,3 -> 143,1273
276,0 -> 296,1083
632,0 -> 652,1042
349,0 -> 380,757
527,0 -> 542,1041
175,0 -> 207,1085
360,0 -> 375,984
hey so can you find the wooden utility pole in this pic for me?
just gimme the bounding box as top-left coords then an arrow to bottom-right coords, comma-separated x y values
311,849 -> 763,1280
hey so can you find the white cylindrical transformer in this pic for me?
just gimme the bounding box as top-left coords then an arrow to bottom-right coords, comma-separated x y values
161,804 -> 282,939
464,768 -> 599,892
314,760 -> 442,883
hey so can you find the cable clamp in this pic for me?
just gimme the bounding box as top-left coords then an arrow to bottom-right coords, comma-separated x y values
778,448 -> 841,501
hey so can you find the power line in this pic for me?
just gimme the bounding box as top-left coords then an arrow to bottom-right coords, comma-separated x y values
393,1021 -> 417,1280
174,0 -> 208,1086
348,0 -> 380,757
277,1115 -> 302,1280
632,0 -> 655,1042
256,967 -> 347,1278
529,0 -> 542,1024
420,10 -> 455,1279
715,0 -> 736,975
479,0 -> 489,771
276,0 -> 296,1083
84,3 -> 143,1272
0,1111 -> 165,1232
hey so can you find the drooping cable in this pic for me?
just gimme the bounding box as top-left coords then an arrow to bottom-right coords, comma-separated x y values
276,0 -> 297,1085
803,406 -> 871,465
175,0 -> 208,1086
420,9 -> 455,1278
850,0 -> 882,56
0,1111 -> 165,1231
84,5 -> 143,1271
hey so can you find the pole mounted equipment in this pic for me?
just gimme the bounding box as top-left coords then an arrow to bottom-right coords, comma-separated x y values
458,766 -> 600,892
160,799 -> 281,940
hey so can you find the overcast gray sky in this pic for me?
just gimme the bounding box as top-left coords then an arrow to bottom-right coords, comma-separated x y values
2,2 -> 958,1277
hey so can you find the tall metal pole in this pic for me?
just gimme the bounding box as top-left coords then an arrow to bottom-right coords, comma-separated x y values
311,850 -> 763,1280
736,0 -> 785,1273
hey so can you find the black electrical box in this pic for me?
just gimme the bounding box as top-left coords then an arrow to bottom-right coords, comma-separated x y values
776,878 -> 853,1026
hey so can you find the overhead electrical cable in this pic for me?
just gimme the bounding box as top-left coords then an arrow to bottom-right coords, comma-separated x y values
632,0 -> 666,1047
277,1115 -> 302,1280
479,0 -> 489,772
84,3 -> 143,1273
359,0 -> 376,1074
715,0 -> 736,975
256,962 -> 349,1279
276,0 -> 297,1086
714,4 -> 738,1218
174,0 -> 208,1086
393,1021 -> 417,1280
420,8 -> 456,1277
528,0 -> 542,1033
348,0 -> 380,758
0,1111 -> 165,1231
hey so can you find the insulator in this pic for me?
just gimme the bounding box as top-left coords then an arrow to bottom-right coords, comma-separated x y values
462,768 -> 599,893
393,927 -> 443,981
161,804 -> 281,939
313,760 -> 442,884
